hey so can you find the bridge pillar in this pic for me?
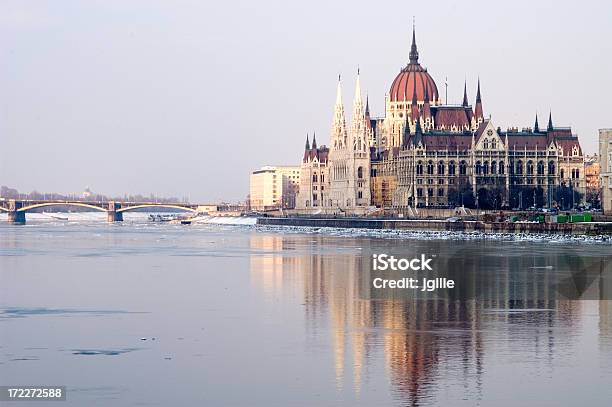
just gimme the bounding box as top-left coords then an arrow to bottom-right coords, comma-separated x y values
107,202 -> 123,222
7,200 -> 26,224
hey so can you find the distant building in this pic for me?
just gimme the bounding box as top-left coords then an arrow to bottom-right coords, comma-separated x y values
249,166 -> 300,211
82,186 -> 93,199
296,134 -> 329,210
600,129 -> 612,215
585,155 -> 601,189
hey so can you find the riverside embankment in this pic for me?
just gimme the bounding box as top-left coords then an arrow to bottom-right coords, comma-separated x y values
257,217 -> 612,235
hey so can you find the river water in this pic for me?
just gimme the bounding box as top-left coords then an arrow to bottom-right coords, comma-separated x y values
1,215 -> 612,406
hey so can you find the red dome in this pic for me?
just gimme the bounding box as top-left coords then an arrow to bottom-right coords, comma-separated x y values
389,27 -> 439,103
389,63 -> 439,103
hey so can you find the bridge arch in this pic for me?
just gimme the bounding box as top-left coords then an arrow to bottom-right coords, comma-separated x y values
18,202 -> 107,213
117,204 -> 197,213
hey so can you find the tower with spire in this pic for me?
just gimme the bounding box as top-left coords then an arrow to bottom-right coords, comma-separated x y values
474,78 -> 484,124
327,70 -> 372,211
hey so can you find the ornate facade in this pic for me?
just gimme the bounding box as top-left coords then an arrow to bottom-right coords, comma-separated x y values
296,27 -> 585,214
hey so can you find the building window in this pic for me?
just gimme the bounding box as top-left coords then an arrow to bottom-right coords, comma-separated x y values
459,161 -> 467,175
476,161 -> 482,175
417,188 -> 423,197
427,188 -> 433,197
427,160 -> 434,175
357,166 -> 363,179
527,160 -> 534,175
537,161 -> 544,175
416,161 -> 423,175
438,188 -> 444,197
548,161 -> 555,175
358,191 -> 363,199
517,160 -> 523,175
438,161 -> 445,175
312,174 -> 318,182
448,161 -> 456,175
483,161 -> 489,175
491,161 -> 497,175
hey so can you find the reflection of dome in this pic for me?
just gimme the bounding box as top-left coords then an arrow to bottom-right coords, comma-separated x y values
389,29 -> 439,103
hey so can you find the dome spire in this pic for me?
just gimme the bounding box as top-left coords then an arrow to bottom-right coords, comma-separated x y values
409,19 -> 419,64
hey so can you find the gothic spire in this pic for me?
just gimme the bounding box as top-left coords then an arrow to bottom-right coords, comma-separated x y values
350,69 -> 366,152
411,73 -> 419,122
534,113 -> 540,133
335,74 -> 343,106
402,115 -> 410,149
422,82 -> 431,119
409,23 -> 419,64
462,80 -> 469,107
365,94 -> 370,116
547,111 -> 553,131
331,74 -> 347,148
474,78 -> 483,120
305,133 -> 310,150
312,132 -> 317,149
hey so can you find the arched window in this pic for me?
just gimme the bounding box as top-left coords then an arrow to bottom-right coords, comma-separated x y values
527,160 -> 534,175
357,166 -> 363,179
537,161 -> 544,175
416,161 -> 423,175
438,161 -> 445,175
491,139 -> 497,149
517,160 -> 523,175
475,161 -> 482,175
576,169 -> 580,178
483,139 -> 489,149
561,169 -> 565,179
427,160 -> 434,175
491,161 -> 497,175
499,161 -> 505,175
483,161 -> 489,175
448,161 -> 456,175
313,173 -> 318,182
548,161 -> 555,175
571,169 -> 575,178
459,161 -> 467,175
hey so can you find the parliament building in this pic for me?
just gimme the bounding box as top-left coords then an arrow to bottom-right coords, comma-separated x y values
296,28 -> 585,214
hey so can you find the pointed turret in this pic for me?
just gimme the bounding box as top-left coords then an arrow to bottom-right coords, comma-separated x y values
410,73 -> 419,123
412,115 -> 423,147
331,75 -> 347,149
422,83 -> 431,120
350,70 -> 366,152
401,115 -> 410,149
534,113 -> 540,133
303,133 -> 310,162
409,24 -> 419,64
547,111 -> 554,131
312,132 -> 317,149
462,80 -> 469,107
474,78 -> 483,121
365,94 -> 370,116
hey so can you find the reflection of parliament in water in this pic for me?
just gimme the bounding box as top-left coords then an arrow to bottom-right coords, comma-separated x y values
248,234 -> 600,405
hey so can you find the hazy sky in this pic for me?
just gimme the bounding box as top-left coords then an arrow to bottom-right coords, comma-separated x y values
1,0 -> 610,202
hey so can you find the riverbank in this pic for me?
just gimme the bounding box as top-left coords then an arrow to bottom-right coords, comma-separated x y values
257,217 -> 612,235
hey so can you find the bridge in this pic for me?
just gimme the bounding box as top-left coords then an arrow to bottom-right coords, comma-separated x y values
0,199 -> 201,224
